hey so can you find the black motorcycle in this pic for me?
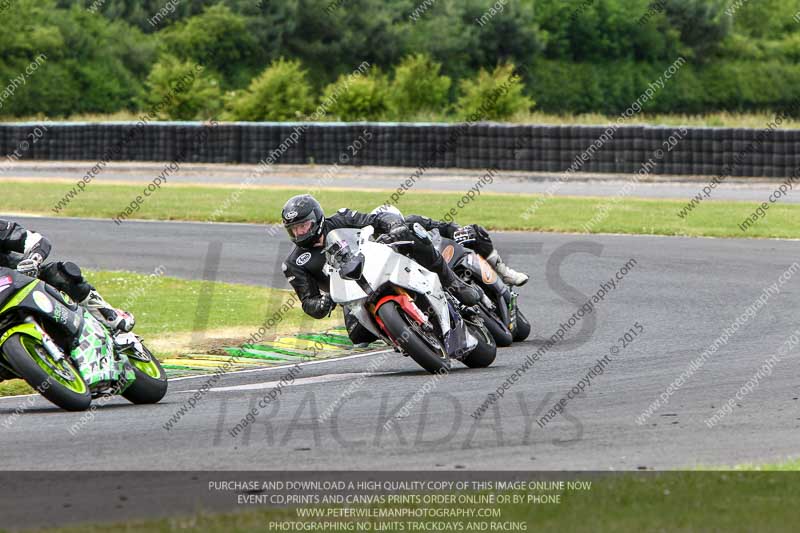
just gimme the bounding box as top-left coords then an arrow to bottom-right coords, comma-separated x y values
432,230 -> 531,347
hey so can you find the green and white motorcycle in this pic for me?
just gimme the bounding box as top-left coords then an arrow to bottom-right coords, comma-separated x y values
0,268 -> 167,411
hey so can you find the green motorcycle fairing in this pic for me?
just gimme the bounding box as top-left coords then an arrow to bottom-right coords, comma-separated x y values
0,279 -> 83,338
71,311 -> 135,392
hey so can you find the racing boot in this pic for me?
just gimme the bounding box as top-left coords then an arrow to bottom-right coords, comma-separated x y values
80,289 -> 135,333
486,250 -> 528,287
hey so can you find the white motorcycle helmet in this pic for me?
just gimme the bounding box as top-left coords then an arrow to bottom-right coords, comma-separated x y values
370,204 -> 404,220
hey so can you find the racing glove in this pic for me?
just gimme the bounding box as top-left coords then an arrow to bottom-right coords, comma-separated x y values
16,250 -> 45,277
376,223 -> 410,244
453,225 -> 478,245
387,224 -> 413,243
302,293 -> 336,319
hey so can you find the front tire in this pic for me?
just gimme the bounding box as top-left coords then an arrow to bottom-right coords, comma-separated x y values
476,306 -> 513,347
461,321 -> 496,368
377,301 -> 450,374
2,334 -> 91,411
121,344 -> 168,404
513,309 -> 532,342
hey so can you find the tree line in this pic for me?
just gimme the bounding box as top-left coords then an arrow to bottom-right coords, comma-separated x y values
1,0 -> 799,120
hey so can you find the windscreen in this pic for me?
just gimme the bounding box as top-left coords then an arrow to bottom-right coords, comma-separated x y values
324,228 -> 362,269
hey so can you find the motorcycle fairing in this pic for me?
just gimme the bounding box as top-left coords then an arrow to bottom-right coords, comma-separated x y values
459,252 -> 515,329
430,230 -> 472,268
459,252 -> 507,299
70,311 -> 128,389
344,303 -> 383,340
327,227 -> 452,339
0,268 -> 35,310
443,300 -> 477,360
0,277 -> 84,338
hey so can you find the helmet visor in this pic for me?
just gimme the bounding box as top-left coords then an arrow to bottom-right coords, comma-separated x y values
287,219 -> 314,239
284,211 -> 320,244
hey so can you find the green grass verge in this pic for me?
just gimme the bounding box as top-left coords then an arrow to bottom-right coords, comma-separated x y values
0,270 -> 339,397
4,181 -> 800,239
726,457 -> 800,471
84,270 -> 323,339
20,471 -> 799,532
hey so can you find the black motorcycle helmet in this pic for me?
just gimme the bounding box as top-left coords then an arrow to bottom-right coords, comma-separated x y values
282,194 -> 325,248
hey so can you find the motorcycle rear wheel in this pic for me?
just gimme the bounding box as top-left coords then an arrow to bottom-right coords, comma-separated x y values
3,334 -> 91,411
377,301 -> 450,374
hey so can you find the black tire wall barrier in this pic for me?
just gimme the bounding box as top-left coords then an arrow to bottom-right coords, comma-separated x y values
2,122 -> 799,178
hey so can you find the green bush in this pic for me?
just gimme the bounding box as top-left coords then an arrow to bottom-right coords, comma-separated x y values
226,58 -> 315,121
321,69 -> 389,121
6,0 -> 800,121
141,55 -> 222,120
386,54 -> 451,119
528,58 -> 800,116
455,63 -> 534,121
527,61 -> 588,114
1,60 -> 82,118
160,4 -> 258,88
531,59 -> 700,115
0,0 -> 151,118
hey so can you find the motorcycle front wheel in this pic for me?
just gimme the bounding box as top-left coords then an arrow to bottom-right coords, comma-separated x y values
460,321 -> 497,368
476,305 -> 513,347
120,343 -> 168,404
2,334 -> 91,411
513,308 -> 532,342
377,301 -> 450,374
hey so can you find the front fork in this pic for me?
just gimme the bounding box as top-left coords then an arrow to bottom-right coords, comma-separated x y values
508,291 -> 518,332
23,317 -> 68,363
8,319 -> 75,382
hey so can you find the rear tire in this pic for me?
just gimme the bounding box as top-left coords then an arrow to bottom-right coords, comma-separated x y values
461,321 -> 496,368
2,334 -> 91,411
121,344 -> 168,404
377,301 -> 450,374
512,309 -> 532,342
476,306 -> 513,347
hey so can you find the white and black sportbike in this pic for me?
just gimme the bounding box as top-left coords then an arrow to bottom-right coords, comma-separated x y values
325,225 -> 496,374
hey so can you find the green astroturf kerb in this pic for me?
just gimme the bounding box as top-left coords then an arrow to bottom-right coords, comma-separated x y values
161,329 -> 382,377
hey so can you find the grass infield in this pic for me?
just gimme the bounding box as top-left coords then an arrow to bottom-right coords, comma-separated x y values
3,180 -> 800,239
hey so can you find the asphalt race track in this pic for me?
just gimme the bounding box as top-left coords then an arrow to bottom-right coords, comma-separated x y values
0,215 -> 798,476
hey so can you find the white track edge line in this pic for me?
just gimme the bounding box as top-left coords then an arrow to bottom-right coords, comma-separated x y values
0,348 -> 393,402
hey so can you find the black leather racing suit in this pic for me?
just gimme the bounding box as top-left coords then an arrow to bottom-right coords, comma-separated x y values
282,209 -> 459,344
405,215 -> 495,258
0,219 -> 95,302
